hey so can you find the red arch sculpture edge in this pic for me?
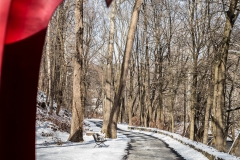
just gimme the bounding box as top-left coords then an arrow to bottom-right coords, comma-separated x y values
0,0 -> 62,159
0,0 -> 112,159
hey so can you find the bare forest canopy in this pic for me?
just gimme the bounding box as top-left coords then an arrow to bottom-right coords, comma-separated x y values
38,0 -> 240,154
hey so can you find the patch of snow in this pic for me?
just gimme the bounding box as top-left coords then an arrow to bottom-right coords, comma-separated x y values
157,129 -> 239,160
37,91 -> 47,103
37,90 -> 58,110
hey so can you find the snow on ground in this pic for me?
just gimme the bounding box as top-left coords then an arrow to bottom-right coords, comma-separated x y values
157,129 -> 240,160
36,119 -> 129,160
118,124 -> 209,160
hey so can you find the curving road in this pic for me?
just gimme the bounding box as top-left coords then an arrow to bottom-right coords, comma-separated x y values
90,121 -> 184,160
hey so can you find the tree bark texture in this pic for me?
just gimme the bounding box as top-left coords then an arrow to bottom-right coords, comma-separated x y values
68,0 -> 84,142
102,0 -> 116,134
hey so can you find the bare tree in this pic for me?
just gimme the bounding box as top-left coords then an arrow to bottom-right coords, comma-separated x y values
107,0 -> 143,138
102,0 -> 116,134
212,0 -> 239,151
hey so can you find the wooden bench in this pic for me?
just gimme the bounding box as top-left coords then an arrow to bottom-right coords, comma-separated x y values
92,133 -> 107,148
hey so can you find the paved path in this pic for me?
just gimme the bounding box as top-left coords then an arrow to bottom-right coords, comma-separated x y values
90,120 -> 184,160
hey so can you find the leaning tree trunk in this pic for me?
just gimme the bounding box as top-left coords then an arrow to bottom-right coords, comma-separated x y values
229,132 -> 240,155
212,0 -> 239,151
68,0 -> 84,142
107,0 -> 143,138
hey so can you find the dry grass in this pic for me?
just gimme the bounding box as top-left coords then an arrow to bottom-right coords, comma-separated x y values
36,106 -> 71,133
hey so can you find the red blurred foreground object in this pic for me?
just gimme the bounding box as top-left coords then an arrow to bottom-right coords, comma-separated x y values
0,0 -> 11,79
0,0 -> 110,159
0,0 -> 62,159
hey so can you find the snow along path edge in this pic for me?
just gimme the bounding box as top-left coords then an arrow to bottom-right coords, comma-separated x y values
120,125 -> 239,160
118,124 -> 208,160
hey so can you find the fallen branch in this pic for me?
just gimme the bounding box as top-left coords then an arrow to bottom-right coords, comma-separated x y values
226,107 -> 240,112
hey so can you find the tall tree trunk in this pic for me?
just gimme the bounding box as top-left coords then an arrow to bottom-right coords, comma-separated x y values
190,57 -> 197,140
102,0 -> 116,134
157,46 -> 164,129
212,0 -> 239,151
188,0 -> 199,141
38,44 -> 46,92
203,80 -> 213,144
128,57 -> 134,126
120,97 -> 125,123
170,83 -> 176,133
49,37 -> 56,115
225,57 -> 240,147
68,0 -> 84,142
183,79 -> 187,135
140,59 -> 145,126
107,0 -> 143,138
202,3 -> 212,143
46,23 -> 52,113
55,3 -> 66,116
143,0 -> 151,127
